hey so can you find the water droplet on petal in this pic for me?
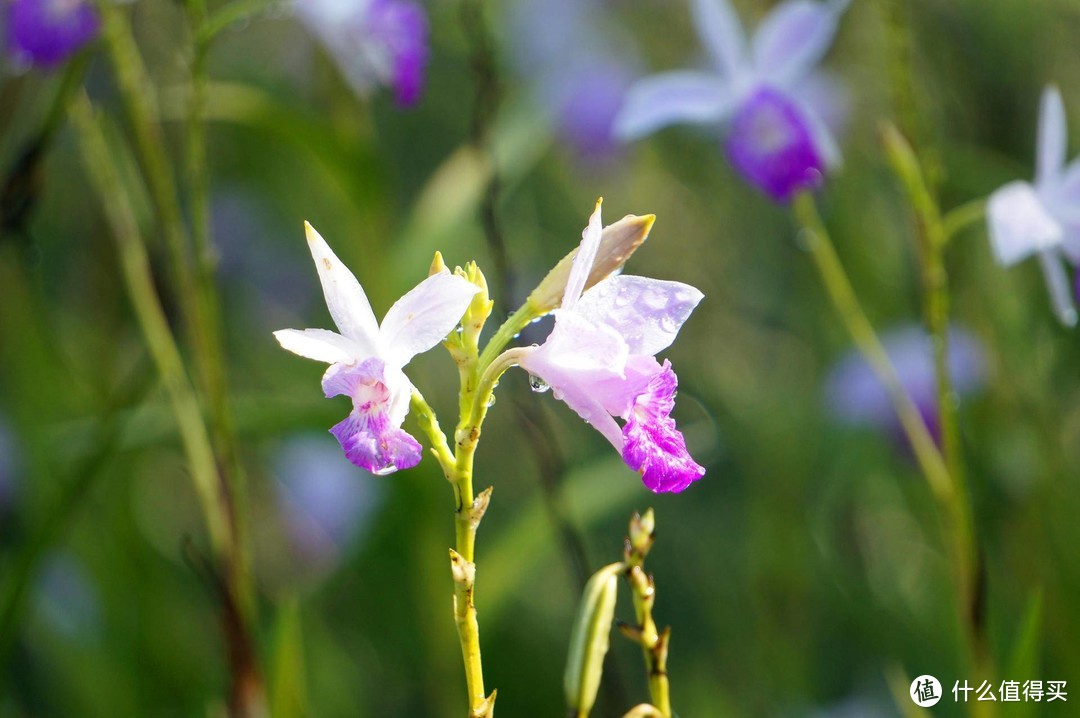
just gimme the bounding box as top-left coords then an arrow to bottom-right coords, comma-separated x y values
528,375 -> 551,393
486,394 -> 497,407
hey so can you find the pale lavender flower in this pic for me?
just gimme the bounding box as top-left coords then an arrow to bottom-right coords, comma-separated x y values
615,0 -> 849,201
274,435 -> 382,565
518,202 -> 705,493
825,325 -> 986,443
987,86 -> 1080,326
5,0 -> 99,69
296,0 -> 429,107
274,222 -> 478,474
507,0 -> 640,160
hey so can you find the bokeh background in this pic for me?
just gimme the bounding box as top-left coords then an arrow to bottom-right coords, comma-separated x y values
2,0 -> 1080,716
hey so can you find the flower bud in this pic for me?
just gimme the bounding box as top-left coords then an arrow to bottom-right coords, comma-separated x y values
628,509 -> 655,558
429,250 -> 447,276
528,213 -> 655,313
564,562 -> 624,717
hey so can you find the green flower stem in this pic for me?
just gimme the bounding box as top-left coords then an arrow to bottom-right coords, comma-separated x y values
476,301 -> 541,375
411,345 -> 524,718
942,199 -> 987,243
792,193 -> 953,504
621,512 -> 672,718
881,126 -> 989,712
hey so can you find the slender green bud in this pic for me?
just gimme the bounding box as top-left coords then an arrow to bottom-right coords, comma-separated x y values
628,509 -> 656,560
564,562 -> 624,717
528,213 -> 656,314
621,705 -> 665,718
462,261 -> 494,350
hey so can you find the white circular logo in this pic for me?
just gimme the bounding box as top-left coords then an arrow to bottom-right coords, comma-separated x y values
910,675 -> 942,707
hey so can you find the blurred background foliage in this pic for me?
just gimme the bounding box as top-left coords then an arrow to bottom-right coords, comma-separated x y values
2,0 -> 1080,716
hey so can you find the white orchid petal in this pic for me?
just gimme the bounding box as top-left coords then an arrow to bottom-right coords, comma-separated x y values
691,0 -> 748,78
273,328 -> 361,364
304,222 -> 380,353
1037,251 -> 1078,326
575,275 -> 704,356
562,201 -> 605,311
378,271 -> 480,367
1037,86 -> 1068,187
614,71 -> 734,141
752,0 -> 848,85
986,181 -> 1064,266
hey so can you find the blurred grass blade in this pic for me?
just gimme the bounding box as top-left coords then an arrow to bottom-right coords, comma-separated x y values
270,598 -> 309,718
1004,587 -> 1043,718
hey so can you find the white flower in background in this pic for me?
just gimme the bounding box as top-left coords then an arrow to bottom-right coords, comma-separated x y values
987,85 -> 1080,326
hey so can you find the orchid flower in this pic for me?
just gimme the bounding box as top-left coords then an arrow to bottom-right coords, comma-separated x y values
296,0 -> 429,107
614,0 -> 849,201
517,202 -> 706,493
5,0 -> 99,69
274,223 -> 479,474
987,86 -> 1080,326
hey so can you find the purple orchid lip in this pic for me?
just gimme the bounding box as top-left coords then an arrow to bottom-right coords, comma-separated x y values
724,86 -> 824,202
6,0 -> 100,69
621,360 -> 705,493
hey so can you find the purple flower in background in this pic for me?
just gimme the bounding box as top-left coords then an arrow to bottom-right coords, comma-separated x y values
987,86 -> 1080,326
296,0 -> 429,106
825,325 -> 986,444
507,0 -> 641,160
518,201 -> 705,493
5,0 -> 99,69
274,222 -> 478,474
274,435 -> 382,565
615,0 -> 849,201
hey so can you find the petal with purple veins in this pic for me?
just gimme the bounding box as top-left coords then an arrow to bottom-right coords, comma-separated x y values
324,358 -> 421,474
